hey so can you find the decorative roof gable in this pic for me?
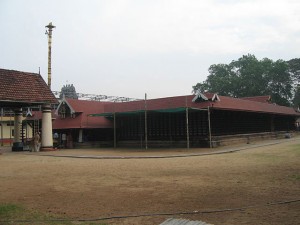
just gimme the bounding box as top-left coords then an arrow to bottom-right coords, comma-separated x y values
53,98 -> 113,129
192,93 -> 208,102
56,96 -> 76,116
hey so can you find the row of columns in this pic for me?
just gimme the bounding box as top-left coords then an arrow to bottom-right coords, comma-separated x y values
112,107 -> 212,149
12,104 -> 53,151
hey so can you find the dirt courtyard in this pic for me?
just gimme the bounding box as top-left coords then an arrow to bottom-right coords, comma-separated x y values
0,139 -> 299,225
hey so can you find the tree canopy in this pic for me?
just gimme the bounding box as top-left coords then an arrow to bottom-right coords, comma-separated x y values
193,54 -> 300,107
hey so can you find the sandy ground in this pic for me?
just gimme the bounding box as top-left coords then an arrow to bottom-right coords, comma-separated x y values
0,138 -> 299,225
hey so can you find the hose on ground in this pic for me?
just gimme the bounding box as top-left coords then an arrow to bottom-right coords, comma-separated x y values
0,199 -> 299,223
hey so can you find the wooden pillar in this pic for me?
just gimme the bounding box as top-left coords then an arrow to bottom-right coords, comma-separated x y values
186,107 -> 190,149
270,115 -> 275,132
140,112 -> 143,148
114,112 -> 116,149
1,108 -> 3,146
145,93 -> 148,150
9,111 -> 12,146
78,129 -> 83,143
12,108 -> 23,151
169,113 -> 172,147
208,106 -> 212,148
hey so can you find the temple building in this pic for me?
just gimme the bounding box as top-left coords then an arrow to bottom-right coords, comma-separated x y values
1,68 -> 299,150
91,93 -> 300,148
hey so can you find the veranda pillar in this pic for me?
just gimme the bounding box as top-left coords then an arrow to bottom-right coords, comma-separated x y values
41,104 -> 53,150
12,108 -> 23,151
78,129 -> 83,143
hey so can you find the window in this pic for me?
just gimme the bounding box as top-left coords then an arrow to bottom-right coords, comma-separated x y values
60,105 -> 66,118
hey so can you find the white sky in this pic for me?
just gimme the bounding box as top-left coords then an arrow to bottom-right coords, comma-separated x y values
1,0 -> 300,99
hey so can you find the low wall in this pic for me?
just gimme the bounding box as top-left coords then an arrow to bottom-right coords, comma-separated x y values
0,139 -> 13,146
211,131 -> 297,147
68,131 -> 299,149
116,140 -> 188,148
73,141 -> 113,149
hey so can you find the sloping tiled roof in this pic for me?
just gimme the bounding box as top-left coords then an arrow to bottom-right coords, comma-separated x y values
103,93 -> 300,117
0,68 -> 57,105
241,95 -> 271,103
210,95 -> 298,116
65,98 -> 113,113
53,98 -> 113,129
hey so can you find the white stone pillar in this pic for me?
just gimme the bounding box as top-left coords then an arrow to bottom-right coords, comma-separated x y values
41,104 -> 53,150
12,108 -> 23,151
78,129 -> 83,143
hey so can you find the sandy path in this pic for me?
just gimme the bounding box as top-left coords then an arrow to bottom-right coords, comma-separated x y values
0,138 -> 299,224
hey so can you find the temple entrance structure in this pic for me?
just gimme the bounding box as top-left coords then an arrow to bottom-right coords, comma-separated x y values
0,69 -> 57,151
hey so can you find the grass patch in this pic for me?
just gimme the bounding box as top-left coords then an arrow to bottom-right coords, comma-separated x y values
289,174 -> 300,181
250,152 -> 282,163
249,143 -> 300,162
289,144 -> 300,156
0,203 -> 108,225
0,203 -> 23,218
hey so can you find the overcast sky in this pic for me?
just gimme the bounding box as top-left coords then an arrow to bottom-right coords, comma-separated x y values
1,0 -> 300,99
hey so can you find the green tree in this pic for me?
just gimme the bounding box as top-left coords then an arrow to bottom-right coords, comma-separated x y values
265,59 -> 292,106
229,54 -> 267,97
193,54 -> 293,106
287,58 -> 300,84
293,86 -> 300,108
193,64 -> 238,96
287,58 -> 300,107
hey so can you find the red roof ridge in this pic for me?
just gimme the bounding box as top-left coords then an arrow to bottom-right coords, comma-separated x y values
101,92 -> 300,117
145,94 -> 194,100
58,98 -> 114,114
240,95 -> 271,103
0,68 -> 39,75
65,97 -> 112,102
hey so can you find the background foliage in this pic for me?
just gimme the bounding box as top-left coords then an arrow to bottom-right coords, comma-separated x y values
193,54 -> 300,107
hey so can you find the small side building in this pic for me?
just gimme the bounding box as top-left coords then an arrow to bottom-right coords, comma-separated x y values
53,97 -> 113,148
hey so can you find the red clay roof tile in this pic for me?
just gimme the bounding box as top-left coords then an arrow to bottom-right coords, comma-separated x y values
103,93 -> 300,117
0,68 -> 57,105
241,95 -> 271,103
53,98 -> 113,129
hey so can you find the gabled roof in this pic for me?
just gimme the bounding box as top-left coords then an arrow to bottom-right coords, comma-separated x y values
102,93 -> 300,117
193,92 -> 220,102
53,98 -> 113,129
0,68 -> 57,107
62,98 -> 113,113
